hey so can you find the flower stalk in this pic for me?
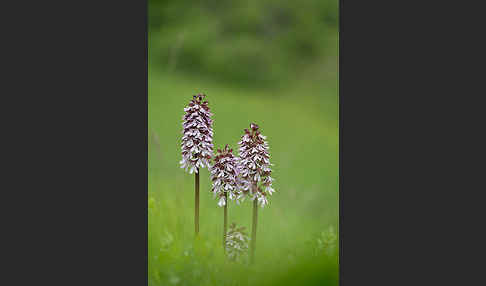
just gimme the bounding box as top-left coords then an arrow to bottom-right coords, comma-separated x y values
195,171 -> 200,235
180,93 -> 213,237
250,189 -> 258,263
223,192 -> 228,251
210,144 -> 241,251
237,123 -> 275,264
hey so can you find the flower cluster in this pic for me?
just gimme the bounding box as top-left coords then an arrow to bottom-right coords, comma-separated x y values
225,223 -> 249,261
210,145 -> 241,207
180,94 -> 214,174
238,123 -> 275,207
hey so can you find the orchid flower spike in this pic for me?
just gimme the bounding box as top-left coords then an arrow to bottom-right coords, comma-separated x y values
225,223 -> 250,262
238,123 -> 275,207
180,93 -> 214,174
210,144 -> 241,207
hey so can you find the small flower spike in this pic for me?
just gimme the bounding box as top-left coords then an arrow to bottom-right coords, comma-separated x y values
225,223 -> 250,261
210,145 -> 241,207
238,123 -> 275,207
180,94 -> 214,174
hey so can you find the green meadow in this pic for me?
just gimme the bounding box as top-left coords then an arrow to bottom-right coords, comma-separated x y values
148,1 -> 338,284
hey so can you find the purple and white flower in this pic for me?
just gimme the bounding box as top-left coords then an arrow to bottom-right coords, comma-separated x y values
180,94 -> 214,174
238,123 -> 275,207
210,145 -> 241,206
225,223 -> 249,262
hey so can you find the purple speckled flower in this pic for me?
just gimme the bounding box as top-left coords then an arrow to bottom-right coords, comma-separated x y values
238,123 -> 275,207
210,145 -> 241,207
180,94 -> 214,174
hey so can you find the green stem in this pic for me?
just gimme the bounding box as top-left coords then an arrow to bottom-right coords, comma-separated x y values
195,171 -> 199,236
223,192 -> 228,253
250,193 -> 258,264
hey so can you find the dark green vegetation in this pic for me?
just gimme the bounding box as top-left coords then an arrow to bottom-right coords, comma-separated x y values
149,0 -> 338,87
149,0 -> 338,285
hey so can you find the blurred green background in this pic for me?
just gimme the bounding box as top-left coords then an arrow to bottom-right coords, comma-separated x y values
148,0 -> 338,285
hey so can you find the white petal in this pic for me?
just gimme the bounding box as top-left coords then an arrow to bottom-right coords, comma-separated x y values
218,196 -> 226,207
266,187 -> 275,195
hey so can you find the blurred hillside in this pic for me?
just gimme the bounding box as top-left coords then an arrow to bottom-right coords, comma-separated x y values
148,0 -> 338,86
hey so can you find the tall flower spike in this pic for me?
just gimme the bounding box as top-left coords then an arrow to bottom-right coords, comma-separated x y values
238,123 -> 275,207
180,94 -> 214,174
210,145 -> 241,207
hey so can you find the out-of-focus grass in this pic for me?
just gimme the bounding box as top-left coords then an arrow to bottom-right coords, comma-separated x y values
148,63 -> 339,285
